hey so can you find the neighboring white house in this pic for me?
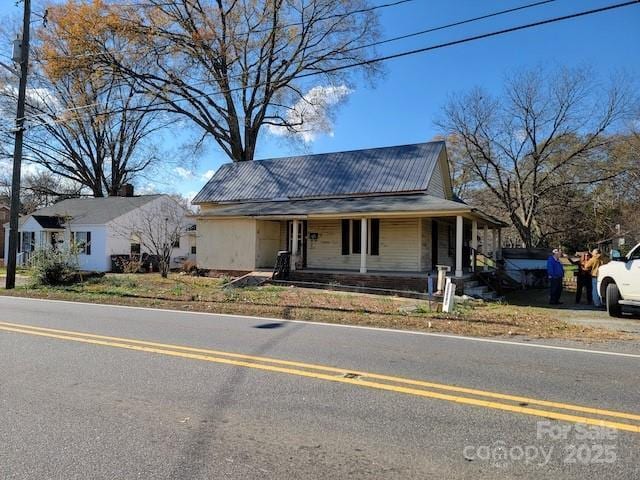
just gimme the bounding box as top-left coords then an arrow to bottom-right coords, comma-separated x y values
3,194 -> 195,272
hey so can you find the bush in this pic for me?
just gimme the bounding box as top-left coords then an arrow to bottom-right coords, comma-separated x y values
31,249 -> 79,286
181,259 -> 198,274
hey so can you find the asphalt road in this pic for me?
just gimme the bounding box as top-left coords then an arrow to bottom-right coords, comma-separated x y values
0,296 -> 638,479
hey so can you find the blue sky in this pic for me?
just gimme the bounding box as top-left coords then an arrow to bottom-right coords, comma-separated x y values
171,0 -> 640,198
2,0 -> 639,199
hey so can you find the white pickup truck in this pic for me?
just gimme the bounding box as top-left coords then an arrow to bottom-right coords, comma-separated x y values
597,242 -> 640,317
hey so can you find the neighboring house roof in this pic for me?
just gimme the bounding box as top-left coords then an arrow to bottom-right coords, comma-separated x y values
16,195 -> 163,227
32,215 -> 65,229
193,141 -> 446,204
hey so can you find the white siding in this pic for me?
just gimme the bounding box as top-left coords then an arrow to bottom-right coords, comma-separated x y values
426,162 -> 445,198
196,218 -> 257,271
255,220 -> 282,268
306,218 -> 421,272
72,225 -> 109,271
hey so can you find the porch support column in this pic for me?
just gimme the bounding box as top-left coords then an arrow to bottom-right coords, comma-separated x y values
360,217 -> 367,273
492,228 -> 498,261
483,224 -> 489,271
471,220 -> 478,273
497,228 -> 503,260
455,215 -> 463,278
291,219 -> 299,271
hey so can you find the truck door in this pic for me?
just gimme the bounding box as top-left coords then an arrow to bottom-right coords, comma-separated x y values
621,245 -> 640,300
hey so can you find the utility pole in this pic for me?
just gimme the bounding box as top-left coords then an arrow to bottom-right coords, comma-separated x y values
5,0 -> 31,289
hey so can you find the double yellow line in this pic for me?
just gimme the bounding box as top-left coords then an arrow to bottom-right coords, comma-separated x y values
1,320 -> 639,433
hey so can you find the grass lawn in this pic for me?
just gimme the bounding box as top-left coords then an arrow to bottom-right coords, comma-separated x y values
0,272 -> 632,341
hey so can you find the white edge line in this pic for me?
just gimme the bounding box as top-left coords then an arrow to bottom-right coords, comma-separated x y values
2,295 -> 639,359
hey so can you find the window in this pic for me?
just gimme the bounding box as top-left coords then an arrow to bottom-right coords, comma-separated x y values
72,231 -> 91,255
130,243 -> 141,256
19,232 -> 35,253
341,219 -> 350,255
370,219 -> 380,256
191,246 -> 197,255
172,235 -> 180,248
341,219 -> 379,256
352,220 -> 362,254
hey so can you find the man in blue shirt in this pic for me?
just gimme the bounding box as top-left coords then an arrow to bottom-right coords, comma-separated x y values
547,248 -> 564,305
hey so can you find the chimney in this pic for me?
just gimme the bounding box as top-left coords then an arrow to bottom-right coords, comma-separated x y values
118,184 -> 134,197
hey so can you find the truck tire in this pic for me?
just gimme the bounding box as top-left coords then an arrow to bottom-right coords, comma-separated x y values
606,283 -> 622,318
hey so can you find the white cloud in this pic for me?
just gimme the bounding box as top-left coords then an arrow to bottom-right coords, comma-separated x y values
201,169 -> 216,181
267,85 -> 352,143
174,167 -> 194,179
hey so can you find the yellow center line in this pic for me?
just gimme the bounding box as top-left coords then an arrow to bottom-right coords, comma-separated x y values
1,321 -> 639,433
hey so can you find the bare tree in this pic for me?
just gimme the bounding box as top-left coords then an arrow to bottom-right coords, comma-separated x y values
437,67 -> 633,248
0,12 -> 168,197
114,197 -> 189,278
43,0 -> 381,162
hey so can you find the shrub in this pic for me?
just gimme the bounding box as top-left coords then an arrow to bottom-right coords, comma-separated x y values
31,248 -> 79,286
181,259 -> 198,274
121,258 -> 143,274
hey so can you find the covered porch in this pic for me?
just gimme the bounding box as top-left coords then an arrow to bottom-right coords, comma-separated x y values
278,213 -> 504,279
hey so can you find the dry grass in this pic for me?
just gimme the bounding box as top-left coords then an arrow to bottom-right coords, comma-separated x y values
1,273 -> 633,342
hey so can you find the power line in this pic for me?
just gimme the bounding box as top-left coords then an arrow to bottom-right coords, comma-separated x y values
24,0 -> 640,130
20,0 -> 559,121
30,0 -> 416,65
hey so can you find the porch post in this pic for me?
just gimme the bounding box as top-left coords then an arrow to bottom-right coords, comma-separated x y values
291,219 -> 299,271
483,224 -> 489,271
497,228 -> 503,260
455,215 -> 463,278
360,217 -> 367,273
471,220 -> 478,273
492,228 -> 498,261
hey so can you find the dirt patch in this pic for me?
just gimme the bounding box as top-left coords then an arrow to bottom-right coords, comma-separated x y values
0,273 -> 634,342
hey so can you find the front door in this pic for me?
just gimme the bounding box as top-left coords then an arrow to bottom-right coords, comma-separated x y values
431,220 -> 438,271
287,220 -> 307,268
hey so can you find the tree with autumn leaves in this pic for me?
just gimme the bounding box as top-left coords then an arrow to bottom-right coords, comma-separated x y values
0,1 -> 169,197
37,0 -> 382,162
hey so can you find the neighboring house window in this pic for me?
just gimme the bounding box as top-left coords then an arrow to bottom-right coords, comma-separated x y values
19,232 -> 35,253
130,243 -> 141,256
72,231 -> 92,255
172,235 -> 180,248
341,219 -> 350,255
190,246 -> 196,255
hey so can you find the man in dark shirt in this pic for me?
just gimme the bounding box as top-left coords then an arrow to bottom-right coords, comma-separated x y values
547,248 -> 564,305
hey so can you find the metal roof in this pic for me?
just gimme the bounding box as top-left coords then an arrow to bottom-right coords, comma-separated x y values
193,141 -> 445,204
197,194 -> 472,217
19,195 -> 163,226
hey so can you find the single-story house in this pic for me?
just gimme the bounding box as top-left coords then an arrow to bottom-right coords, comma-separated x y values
4,192 -> 195,272
193,141 -> 506,289
0,200 -> 9,259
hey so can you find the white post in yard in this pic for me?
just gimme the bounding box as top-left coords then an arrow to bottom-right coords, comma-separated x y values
360,217 -> 367,273
483,224 -> 489,271
471,220 -> 478,272
291,220 -> 299,271
455,216 -> 463,278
